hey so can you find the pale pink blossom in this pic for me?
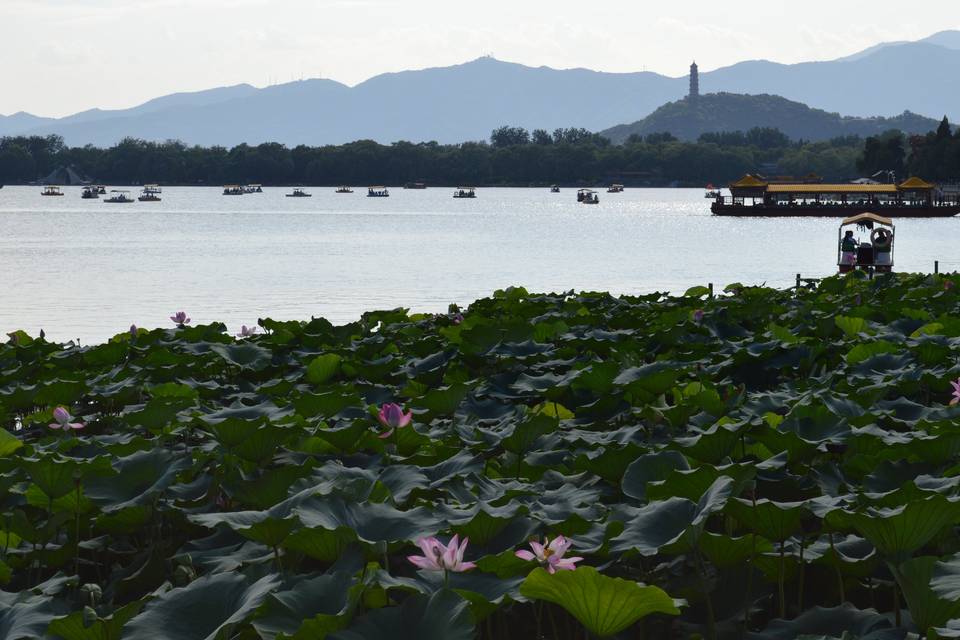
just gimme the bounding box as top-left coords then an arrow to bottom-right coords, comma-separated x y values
170,311 -> 190,326
515,535 -> 582,574
236,325 -> 258,338
377,402 -> 412,439
49,406 -> 84,431
692,309 -> 705,324
408,535 -> 475,572
951,378 -> 960,406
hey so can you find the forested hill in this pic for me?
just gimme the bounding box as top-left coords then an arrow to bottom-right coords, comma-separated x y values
601,93 -> 943,143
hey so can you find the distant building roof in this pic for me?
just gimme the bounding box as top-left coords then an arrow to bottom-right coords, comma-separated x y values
40,165 -> 89,186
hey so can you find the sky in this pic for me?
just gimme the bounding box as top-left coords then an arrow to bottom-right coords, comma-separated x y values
2,0 -> 957,117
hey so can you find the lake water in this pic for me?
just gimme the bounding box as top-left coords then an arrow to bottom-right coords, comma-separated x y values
1,185 -> 958,343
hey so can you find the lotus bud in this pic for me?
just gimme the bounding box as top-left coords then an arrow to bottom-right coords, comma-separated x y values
83,606 -> 98,628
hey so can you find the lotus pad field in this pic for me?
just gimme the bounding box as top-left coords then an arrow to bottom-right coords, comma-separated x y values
5,273 -> 960,640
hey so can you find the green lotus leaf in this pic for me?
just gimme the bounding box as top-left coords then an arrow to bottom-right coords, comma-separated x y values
727,498 -> 805,542
283,527 -> 357,562
209,342 -> 273,371
330,589 -> 474,640
416,383 -> 470,415
0,588 -> 68,640
835,315 -> 870,338
307,354 -> 342,385
845,340 -> 898,365
86,448 -> 191,512
0,427 -> 23,457
250,571 -> 355,640
47,599 -> 144,640
23,458 -> 81,500
621,449 -> 689,501
827,495 -> 960,563
744,604 -> 898,639
123,572 -> 280,640
895,556 -> 960,634
520,566 -> 681,637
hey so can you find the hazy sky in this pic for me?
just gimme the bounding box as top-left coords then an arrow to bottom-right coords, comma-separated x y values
2,0 -> 957,117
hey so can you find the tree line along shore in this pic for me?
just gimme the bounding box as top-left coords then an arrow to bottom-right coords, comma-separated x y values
1,119 -> 959,188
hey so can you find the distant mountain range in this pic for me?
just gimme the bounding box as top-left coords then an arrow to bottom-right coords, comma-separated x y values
601,93 -> 944,143
2,31 -> 960,147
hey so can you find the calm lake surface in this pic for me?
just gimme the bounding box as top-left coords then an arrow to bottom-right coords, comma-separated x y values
1,185 -> 958,343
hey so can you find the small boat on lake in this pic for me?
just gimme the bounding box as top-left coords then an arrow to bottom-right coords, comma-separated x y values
138,185 -> 162,202
244,184 -> 263,193
96,185 -> 107,194
550,185 -> 560,193
223,185 -> 244,196
838,212 -> 894,274
286,187 -> 312,198
105,190 -> 134,203
607,184 -> 624,193
336,186 -> 354,193
367,187 -> 389,198
453,187 -> 476,199
578,189 -> 599,204
81,186 -> 99,199
42,185 -> 64,196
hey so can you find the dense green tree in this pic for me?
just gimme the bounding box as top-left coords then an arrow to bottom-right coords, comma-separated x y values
857,130 -> 906,178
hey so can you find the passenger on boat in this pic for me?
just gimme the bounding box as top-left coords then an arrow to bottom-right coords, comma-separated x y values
873,228 -> 892,266
840,230 -> 858,266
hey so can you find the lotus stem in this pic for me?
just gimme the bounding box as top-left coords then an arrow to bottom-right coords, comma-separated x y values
796,536 -> 805,615
547,604 -> 560,640
694,549 -> 717,640
778,539 -> 786,619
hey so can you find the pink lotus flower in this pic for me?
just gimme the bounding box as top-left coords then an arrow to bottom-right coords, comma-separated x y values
236,325 -> 258,338
692,309 -> 705,324
408,535 -> 476,572
377,402 -> 412,439
515,535 -> 582,573
170,311 -> 190,326
951,378 -> 960,406
452,313 -> 464,325
129,324 -> 137,338
49,406 -> 84,431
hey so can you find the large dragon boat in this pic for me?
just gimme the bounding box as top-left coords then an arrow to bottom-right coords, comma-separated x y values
711,174 -> 960,217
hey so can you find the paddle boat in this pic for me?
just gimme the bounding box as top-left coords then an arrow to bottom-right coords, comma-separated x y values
81,186 -> 99,199
244,184 -> 263,194
223,185 -> 244,195
42,185 -> 64,196
607,184 -> 624,193
550,185 -> 561,193
105,190 -> 134,203
453,187 -> 476,199
286,187 -> 312,198
96,185 -> 107,194
138,185 -> 162,201
838,212 -> 894,274
336,186 -> 354,193
367,187 -> 389,198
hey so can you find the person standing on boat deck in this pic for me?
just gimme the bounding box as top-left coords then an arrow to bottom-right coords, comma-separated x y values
840,230 -> 858,266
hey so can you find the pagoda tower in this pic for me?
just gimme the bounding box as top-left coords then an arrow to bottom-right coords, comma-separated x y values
689,61 -> 699,101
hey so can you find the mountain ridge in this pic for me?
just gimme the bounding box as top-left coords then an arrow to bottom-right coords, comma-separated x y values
3,31 -> 960,146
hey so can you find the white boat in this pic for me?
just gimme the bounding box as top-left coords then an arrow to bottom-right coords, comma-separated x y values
105,190 -> 134,203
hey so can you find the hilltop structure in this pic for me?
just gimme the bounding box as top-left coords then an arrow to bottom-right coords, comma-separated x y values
689,61 -> 699,101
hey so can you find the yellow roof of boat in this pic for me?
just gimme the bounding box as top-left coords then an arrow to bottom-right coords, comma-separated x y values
841,212 -> 894,226
767,183 -> 897,193
729,174 -> 768,188
898,176 -> 935,189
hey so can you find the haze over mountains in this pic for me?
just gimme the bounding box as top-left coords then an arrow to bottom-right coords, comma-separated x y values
3,31 -> 960,147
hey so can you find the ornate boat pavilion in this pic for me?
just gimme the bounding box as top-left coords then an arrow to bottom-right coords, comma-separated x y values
711,175 -> 960,217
